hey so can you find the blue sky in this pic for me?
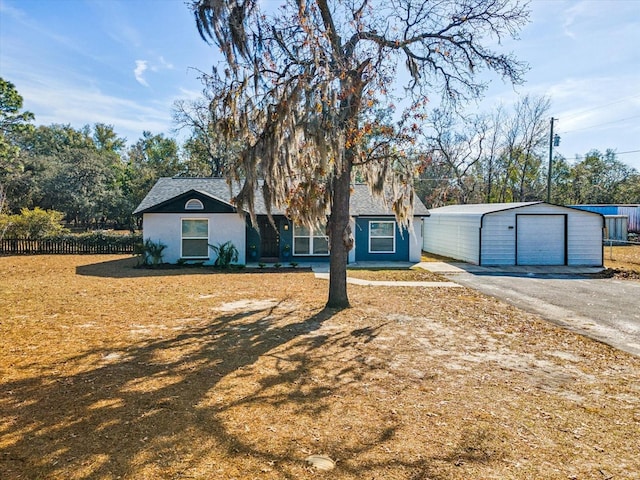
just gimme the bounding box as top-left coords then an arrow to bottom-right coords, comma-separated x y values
1,0 -> 639,170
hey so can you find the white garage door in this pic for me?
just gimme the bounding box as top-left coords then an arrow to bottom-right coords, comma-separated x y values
516,214 -> 565,265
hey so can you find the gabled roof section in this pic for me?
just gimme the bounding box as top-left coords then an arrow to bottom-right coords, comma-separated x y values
134,177 -> 430,217
134,188 -> 237,215
427,202 -> 608,218
134,178 -> 240,215
428,202 -> 542,216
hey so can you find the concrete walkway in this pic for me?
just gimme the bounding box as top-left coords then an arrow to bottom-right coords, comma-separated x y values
418,262 -> 605,275
307,261 -> 460,287
313,272 -> 461,287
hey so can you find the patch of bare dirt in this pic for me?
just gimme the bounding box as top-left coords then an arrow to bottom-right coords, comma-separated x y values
1,255 -> 639,479
595,267 -> 640,280
595,245 -> 640,280
347,268 -> 448,282
602,244 -> 640,280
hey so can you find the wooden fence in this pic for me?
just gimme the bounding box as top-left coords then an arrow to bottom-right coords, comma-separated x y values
0,237 -> 139,255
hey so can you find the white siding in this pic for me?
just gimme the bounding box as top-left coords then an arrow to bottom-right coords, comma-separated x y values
143,212 -> 246,265
423,214 -> 481,264
566,209 -> 603,266
424,203 -> 603,267
408,217 -> 424,263
480,213 -> 517,265
348,218 -> 356,264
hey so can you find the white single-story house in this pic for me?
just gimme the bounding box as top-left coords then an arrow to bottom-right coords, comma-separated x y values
133,177 -> 429,265
423,202 -> 604,266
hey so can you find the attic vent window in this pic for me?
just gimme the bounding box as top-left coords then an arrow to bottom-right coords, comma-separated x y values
185,199 -> 204,210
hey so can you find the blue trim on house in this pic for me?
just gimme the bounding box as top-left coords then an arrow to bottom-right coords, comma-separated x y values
142,190 -> 236,214
246,223 -> 262,261
244,216 -> 327,263
354,217 -> 410,262
278,219 -> 293,260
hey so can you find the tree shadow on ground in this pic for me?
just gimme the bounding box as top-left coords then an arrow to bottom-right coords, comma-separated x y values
0,301 -> 328,478
75,257 -> 312,279
0,296 -> 464,479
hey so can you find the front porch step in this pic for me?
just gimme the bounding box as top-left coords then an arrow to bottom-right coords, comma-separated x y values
259,257 -> 280,263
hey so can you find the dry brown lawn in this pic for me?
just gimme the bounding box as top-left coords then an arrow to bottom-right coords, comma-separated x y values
1,255 -> 639,480
603,244 -> 640,277
347,267 -> 446,282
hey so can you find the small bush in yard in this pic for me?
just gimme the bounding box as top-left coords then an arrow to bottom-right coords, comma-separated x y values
209,241 -> 239,268
0,207 -> 67,238
138,238 -> 167,266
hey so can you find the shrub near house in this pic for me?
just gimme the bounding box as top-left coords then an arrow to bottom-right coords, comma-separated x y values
0,207 -> 67,239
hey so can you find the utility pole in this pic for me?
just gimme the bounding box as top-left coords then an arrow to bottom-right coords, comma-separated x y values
546,117 -> 559,203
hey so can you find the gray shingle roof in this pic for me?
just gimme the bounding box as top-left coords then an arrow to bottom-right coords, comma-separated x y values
133,177 -> 429,216
133,178 -> 242,214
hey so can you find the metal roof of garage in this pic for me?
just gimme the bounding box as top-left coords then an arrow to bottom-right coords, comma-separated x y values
427,202 -> 542,216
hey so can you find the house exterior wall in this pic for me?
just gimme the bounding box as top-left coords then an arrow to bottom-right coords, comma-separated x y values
423,214 -> 481,264
245,216 -> 354,264
408,218 -> 424,263
143,212 -> 246,265
354,216 -> 412,262
349,218 -> 357,263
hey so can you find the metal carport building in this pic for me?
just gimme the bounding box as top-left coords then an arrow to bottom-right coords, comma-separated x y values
422,202 -> 604,266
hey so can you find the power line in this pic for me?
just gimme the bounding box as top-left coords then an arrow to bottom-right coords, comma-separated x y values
558,114 -> 640,134
560,94 -> 640,121
561,149 -> 640,161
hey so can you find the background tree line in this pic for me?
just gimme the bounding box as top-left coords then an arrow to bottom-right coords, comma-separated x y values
0,77 -> 236,231
1,76 -> 638,234
417,94 -> 640,206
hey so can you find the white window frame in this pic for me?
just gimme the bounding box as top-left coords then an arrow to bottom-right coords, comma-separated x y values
293,224 -> 329,256
185,198 -> 204,210
369,220 -> 396,254
181,218 -> 209,259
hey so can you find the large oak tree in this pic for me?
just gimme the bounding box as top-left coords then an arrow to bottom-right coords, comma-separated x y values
191,0 -> 529,308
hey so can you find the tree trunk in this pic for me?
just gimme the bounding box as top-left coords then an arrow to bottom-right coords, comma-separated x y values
326,163 -> 353,309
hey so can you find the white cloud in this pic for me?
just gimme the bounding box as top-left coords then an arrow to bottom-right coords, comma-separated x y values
133,57 -> 175,85
17,76 -> 171,143
134,60 -> 149,87
561,2 -> 587,39
159,56 -> 174,70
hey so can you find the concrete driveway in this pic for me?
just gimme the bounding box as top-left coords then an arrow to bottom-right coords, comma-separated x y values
420,262 -> 640,357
